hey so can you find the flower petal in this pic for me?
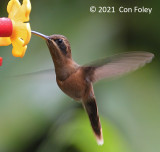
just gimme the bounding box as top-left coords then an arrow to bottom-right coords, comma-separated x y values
11,22 -> 31,46
11,38 -> 27,57
10,0 -> 31,22
0,37 -> 11,46
7,0 -> 21,19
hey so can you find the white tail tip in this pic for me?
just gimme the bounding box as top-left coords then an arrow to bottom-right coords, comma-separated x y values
97,137 -> 104,146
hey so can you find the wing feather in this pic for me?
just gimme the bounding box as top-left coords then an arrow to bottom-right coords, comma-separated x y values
84,51 -> 154,83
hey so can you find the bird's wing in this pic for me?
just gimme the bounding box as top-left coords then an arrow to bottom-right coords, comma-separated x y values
10,68 -> 55,79
82,97 -> 103,145
83,51 -> 154,83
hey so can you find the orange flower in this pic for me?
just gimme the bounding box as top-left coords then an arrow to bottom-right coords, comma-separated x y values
0,0 -> 31,57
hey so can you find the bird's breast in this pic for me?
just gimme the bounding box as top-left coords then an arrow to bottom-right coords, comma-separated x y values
56,69 -> 87,101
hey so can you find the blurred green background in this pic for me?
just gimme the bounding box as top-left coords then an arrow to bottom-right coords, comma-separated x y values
0,0 -> 160,152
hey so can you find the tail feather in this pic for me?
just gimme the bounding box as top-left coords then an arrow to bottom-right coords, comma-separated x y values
83,97 -> 103,145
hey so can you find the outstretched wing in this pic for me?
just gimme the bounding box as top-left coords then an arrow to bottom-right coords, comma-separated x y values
12,69 -> 55,78
83,51 -> 154,83
9,68 -> 55,79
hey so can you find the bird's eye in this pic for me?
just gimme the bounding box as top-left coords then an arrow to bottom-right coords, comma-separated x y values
54,38 -> 67,55
58,39 -> 63,44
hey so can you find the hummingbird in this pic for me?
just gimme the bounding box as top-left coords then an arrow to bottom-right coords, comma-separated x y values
31,31 -> 154,145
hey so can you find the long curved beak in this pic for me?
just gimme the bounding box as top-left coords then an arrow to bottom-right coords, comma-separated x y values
31,31 -> 50,40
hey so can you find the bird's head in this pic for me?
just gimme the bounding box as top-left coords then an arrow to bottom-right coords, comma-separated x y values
31,31 -> 78,80
31,31 -> 72,60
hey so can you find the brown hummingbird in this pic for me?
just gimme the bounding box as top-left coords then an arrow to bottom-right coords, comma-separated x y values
31,30 -> 154,145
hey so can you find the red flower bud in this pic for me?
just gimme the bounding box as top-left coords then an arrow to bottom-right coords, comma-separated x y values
0,57 -> 3,66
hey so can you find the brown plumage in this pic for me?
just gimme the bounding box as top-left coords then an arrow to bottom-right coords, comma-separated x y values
31,31 -> 154,145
